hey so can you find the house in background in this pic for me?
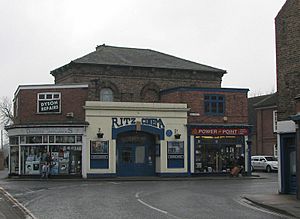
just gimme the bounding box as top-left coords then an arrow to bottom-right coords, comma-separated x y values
275,0 -> 300,197
248,93 -> 277,157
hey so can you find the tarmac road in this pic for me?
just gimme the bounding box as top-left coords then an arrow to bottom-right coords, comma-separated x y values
0,172 -> 288,219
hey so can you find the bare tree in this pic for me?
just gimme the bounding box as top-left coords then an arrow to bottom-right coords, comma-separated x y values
0,97 -> 13,127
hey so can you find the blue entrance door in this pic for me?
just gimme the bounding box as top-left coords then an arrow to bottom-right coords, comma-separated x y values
281,135 -> 296,194
117,132 -> 155,176
286,147 -> 296,194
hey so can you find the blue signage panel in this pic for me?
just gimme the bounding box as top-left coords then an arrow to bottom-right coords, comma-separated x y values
90,140 -> 109,169
167,141 -> 184,168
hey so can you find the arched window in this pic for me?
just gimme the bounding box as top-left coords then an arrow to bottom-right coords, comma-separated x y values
100,88 -> 113,102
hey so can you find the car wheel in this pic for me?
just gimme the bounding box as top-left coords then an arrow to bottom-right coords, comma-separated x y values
266,165 -> 271,173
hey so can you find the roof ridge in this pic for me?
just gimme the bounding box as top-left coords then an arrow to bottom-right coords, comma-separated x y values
253,93 -> 277,107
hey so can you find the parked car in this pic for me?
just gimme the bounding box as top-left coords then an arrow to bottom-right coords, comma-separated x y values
251,155 -> 278,172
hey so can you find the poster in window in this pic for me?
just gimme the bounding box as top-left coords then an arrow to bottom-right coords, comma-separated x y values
167,141 -> 184,155
91,141 -> 109,154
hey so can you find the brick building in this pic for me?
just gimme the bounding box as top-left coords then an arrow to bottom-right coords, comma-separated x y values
248,93 -> 277,156
275,0 -> 300,196
6,45 -> 250,177
51,45 -> 226,102
7,84 -> 88,176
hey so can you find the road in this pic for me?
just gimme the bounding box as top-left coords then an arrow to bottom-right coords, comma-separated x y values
0,173 -> 285,219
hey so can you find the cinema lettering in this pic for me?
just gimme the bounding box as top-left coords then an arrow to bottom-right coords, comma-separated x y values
111,117 -> 165,139
112,117 -> 165,129
38,100 -> 60,113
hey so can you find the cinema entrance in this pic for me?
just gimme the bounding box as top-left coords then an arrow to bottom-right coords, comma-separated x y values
117,132 -> 156,176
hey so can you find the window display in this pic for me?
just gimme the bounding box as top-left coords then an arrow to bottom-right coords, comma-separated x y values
10,146 -> 19,174
11,134 -> 83,176
21,146 -> 47,175
194,136 -> 244,173
50,145 -> 82,175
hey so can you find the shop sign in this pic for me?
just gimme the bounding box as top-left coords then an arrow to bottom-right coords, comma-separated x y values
38,100 -> 60,113
112,117 -> 165,129
191,128 -> 248,136
17,127 -> 85,135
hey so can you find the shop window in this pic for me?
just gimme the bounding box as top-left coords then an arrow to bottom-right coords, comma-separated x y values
76,136 -> 82,143
10,146 -> 19,174
26,136 -> 43,144
49,136 -> 55,143
49,145 -> 82,175
194,136 -> 243,173
37,92 -> 61,114
204,95 -> 225,115
9,136 -> 19,145
21,146 -> 47,175
100,88 -> 113,102
56,136 -> 75,144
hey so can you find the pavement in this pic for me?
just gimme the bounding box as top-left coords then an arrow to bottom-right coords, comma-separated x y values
0,168 -> 300,218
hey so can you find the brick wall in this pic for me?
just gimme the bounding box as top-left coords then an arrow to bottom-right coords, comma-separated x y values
160,89 -> 248,124
14,87 -> 88,125
255,107 -> 277,155
52,64 -> 223,102
276,0 -> 300,121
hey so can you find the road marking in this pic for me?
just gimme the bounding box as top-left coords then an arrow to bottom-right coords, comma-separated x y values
24,194 -> 47,207
109,182 -> 121,185
0,186 -> 37,219
137,198 -> 168,214
135,192 -> 183,219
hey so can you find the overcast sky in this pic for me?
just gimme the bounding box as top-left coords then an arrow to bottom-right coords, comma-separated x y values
0,0 -> 286,100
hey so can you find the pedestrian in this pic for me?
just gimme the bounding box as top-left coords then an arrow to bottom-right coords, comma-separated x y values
41,163 -> 49,179
5,156 -> 8,168
45,152 -> 52,178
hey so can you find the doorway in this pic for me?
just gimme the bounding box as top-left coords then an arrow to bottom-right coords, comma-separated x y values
117,132 -> 156,176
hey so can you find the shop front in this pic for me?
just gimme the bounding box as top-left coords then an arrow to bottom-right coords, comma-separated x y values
84,101 -> 188,178
189,125 -> 250,175
7,126 -> 86,177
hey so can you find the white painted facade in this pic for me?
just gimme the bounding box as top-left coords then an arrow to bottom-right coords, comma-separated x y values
84,101 -> 188,178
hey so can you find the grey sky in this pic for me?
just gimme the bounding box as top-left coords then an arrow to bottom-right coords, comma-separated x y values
0,0 -> 286,100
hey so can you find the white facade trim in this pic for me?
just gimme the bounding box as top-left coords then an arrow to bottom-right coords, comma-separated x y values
277,120 -> 296,134
14,84 -> 89,98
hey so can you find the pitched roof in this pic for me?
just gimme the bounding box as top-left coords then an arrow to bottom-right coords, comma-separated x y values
62,45 -> 226,73
248,93 -> 277,127
253,93 -> 277,108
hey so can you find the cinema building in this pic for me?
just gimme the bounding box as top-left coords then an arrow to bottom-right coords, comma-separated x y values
6,45 -> 250,178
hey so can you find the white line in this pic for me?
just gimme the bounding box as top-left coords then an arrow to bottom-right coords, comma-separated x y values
0,187 -> 37,219
109,182 -> 120,185
137,198 -> 168,214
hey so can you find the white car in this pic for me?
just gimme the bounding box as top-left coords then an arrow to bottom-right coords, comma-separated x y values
251,155 -> 278,172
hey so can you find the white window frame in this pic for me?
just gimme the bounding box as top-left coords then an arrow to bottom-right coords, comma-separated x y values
273,110 -> 278,133
37,92 -> 61,114
274,144 -> 278,158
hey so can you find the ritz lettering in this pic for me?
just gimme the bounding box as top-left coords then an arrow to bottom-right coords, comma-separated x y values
112,117 -> 165,129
